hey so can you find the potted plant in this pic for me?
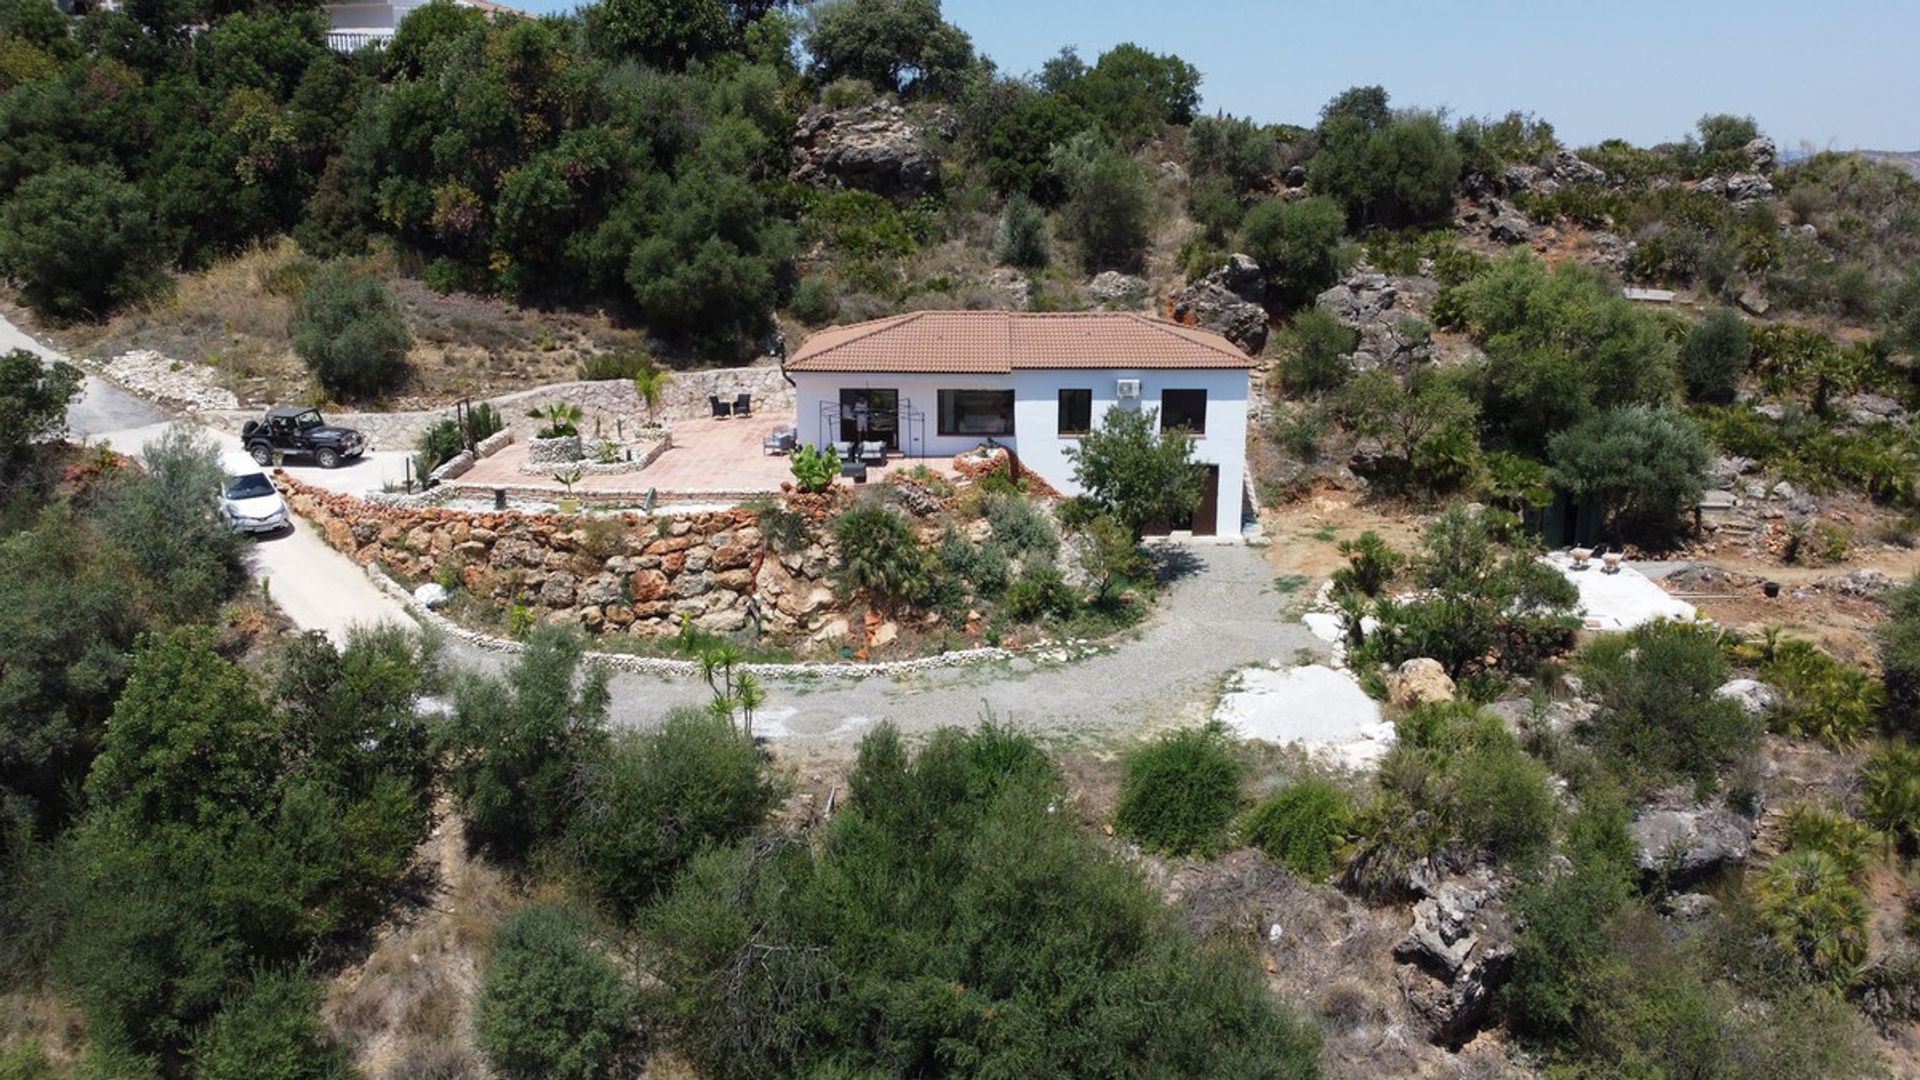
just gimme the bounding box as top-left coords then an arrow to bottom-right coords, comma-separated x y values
553,465 -> 583,514
526,401 -> 586,464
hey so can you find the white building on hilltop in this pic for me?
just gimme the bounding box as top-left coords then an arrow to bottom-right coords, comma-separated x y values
325,0 -> 528,52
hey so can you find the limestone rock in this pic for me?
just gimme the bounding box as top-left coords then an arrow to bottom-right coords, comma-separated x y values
1169,254 -> 1268,354
1698,173 -> 1774,201
1487,204 -> 1537,245
1744,136 -> 1778,174
1387,658 -> 1456,709
1087,270 -> 1149,307
1315,271 -> 1435,372
984,267 -> 1031,309
1843,393 -> 1908,427
1715,678 -> 1779,718
1629,803 -> 1756,886
789,101 -> 944,199
1393,871 -> 1515,1043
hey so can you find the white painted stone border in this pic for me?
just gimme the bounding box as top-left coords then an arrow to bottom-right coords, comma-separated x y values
365,565 -> 1039,679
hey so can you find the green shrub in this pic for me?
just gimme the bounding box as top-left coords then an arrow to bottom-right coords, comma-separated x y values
789,274 -> 839,325
1114,725 -> 1243,856
1065,404 -> 1202,537
291,262 -> 412,399
1761,639 -> 1883,748
1582,619 -> 1757,789
576,348 -> 652,381
476,903 -> 637,1080
189,970 -> 353,1080
0,1041 -> 56,1080
1003,566 -> 1078,622
1330,530 -> 1402,598
565,709 -> 775,916
0,163 -> 169,320
1308,88 -> 1461,229
1680,307 -> 1751,404
1881,578 -> 1920,735
1754,849 -> 1868,983
1240,779 -> 1351,878
788,444 -> 839,493
1373,702 -> 1556,863
642,723 -> 1320,1078
90,424 -> 247,625
995,191 -> 1050,269
1277,308 -> 1358,395
833,502 -> 929,606
1862,740 -> 1920,851
983,492 -> 1058,563
1240,195 -> 1346,305
1548,405 -> 1711,542
1050,130 -> 1152,270
416,417 -> 464,475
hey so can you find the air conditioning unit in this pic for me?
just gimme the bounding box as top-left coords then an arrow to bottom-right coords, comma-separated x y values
1115,378 -> 1142,399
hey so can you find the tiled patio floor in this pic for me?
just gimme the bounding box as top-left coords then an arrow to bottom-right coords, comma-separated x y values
455,415 -> 956,497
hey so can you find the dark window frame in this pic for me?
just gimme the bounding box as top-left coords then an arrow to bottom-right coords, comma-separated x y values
1160,388 -> 1208,435
937,388 -> 1016,437
1057,388 -> 1093,435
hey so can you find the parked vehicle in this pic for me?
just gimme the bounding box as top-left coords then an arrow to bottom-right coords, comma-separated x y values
219,452 -> 290,534
241,406 -> 367,468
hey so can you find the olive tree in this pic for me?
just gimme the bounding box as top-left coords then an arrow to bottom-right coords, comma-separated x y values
290,262 -> 411,399
1065,405 -> 1201,538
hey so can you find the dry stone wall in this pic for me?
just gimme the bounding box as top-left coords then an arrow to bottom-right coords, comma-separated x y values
278,475 -> 847,642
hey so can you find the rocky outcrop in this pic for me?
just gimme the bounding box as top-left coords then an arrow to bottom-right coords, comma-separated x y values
1629,801 -> 1757,887
1472,150 -> 1611,199
1744,136 -> 1778,174
1393,870 -> 1515,1044
1387,658 -> 1456,709
1168,254 -> 1268,354
1715,678 -> 1780,719
789,101 -> 947,199
1087,270 -> 1148,307
1697,173 -> 1775,201
1314,272 -> 1435,371
103,349 -> 240,413
1486,203 -> 1537,245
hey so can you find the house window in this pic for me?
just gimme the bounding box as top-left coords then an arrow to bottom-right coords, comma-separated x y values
938,389 -> 1015,436
1160,389 -> 1207,435
1057,388 -> 1092,435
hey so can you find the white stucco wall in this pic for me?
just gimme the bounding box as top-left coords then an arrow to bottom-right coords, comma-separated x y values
791,367 -> 1249,536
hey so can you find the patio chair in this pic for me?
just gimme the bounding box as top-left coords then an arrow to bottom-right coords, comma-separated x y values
708,394 -> 732,418
832,440 -> 854,460
761,426 -> 796,455
733,392 -> 752,417
858,440 -> 887,466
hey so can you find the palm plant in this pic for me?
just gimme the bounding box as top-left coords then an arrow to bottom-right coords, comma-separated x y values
632,361 -> 671,426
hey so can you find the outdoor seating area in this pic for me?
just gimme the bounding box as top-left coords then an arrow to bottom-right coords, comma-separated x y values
450,414 -> 953,499
707,392 -> 755,418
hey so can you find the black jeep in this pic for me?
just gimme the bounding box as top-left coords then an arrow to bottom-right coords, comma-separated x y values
241,406 -> 368,469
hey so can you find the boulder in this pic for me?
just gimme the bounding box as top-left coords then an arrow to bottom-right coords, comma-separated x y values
1628,803 -> 1756,886
1715,678 -> 1779,718
1547,149 -> 1609,188
536,571 -> 577,608
412,582 -> 451,609
1823,567 -> 1895,598
1387,659 -> 1456,709
1744,136 -> 1778,174
1736,283 -> 1770,316
1393,871 -> 1515,1043
1315,271 -> 1435,371
1087,270 -> 1149,307
984,266 -> 1030,308
789,101 -> 945,199
1698,173 -> 1774,201
1843,393 -> 1908,427
1487,204 -> 1537,245
1169,255 -> 1268,354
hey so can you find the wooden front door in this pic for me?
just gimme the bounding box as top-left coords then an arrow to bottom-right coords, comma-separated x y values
1191,465 -> 1220,536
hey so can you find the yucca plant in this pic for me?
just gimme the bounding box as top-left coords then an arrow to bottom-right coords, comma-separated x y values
528,401 -> 583,438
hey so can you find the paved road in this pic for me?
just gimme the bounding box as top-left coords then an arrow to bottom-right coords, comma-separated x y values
10,312 -> 1314,747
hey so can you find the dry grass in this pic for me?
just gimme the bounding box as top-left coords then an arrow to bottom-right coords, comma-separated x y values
324,799 -> 521,1080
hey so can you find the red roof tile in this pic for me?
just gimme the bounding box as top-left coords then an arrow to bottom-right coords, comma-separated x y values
785,311 -> 1255,374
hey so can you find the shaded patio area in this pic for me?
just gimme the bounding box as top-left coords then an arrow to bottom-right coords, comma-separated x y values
452,414 -> 957,499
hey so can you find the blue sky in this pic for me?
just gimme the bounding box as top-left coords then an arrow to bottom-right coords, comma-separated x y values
516,0 -> 1920,150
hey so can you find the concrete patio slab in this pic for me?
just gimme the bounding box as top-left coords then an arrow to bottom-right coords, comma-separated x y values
1545,554 -> 1698,631
1214,664 -> 1395,768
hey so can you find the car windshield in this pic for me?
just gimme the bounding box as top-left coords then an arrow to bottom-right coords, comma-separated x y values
295,410 -> 324,429
223,473 -> 276,499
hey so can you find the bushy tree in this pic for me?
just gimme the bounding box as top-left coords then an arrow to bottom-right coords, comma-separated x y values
1277,309 -> 1357,395
1679,307 -> 1751,404
0,348 -> 80,485
626,164 -> 793,349
978,84 -> 1089,202
1050,130 -> 1153,270
1548,405 -> 1709,541
291,262 -> 411,399
384,0 -> 485,77
1239,195 -> 1345,306
1186,113 -> 1283,192
803,0 -> 973,96
565,709 -> 775,916
1114,725 -> 1241,855
1054,42 -> 1201,140
476,903 -> 637,1080
1694,113 -> 1761,174
91,425 -> 247,624
994,191 -> 1049,269
1308,87 -> 1461,229
1240,778 -> 1351,878
643,723 -> 1321,1078
438,628 -> 610,860
1065,404 -> 1202,538
1582,619 -> 1757,789
189,970 -> 353,1080
1336,368 -> 1480,490
0,163 -> 168,319
588,0 -> 736,68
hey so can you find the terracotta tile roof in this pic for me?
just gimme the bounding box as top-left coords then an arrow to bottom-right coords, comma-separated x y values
785,311 -> 1255,374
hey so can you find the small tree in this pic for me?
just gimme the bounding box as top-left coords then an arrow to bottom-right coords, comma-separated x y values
476,903 -> 638,1080
0,348 -> 80,484
1548,405 -> 1709,542
1239,195 -> 1347,306
803,0 -> 975,96
632,358 -> 671,425
1050,130 -> 1153,270
994,191 -> 1049,269
1679,307 -> 1750,404
189,970 -> 353,1080
290,262 -> 411,399
0,163 -> 169,320
1278,308 -> 1358,396
1064,405 -> 1201,538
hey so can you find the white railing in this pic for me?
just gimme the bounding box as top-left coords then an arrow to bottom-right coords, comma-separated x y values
326,28 -> 392,53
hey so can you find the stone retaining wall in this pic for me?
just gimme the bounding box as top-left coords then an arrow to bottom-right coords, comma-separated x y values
278,473 -> 847,641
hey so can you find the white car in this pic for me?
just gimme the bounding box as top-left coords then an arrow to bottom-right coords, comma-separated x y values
220,454 -> 291,534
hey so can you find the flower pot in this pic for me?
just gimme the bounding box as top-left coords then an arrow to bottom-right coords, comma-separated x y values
557,496 -> 581,514
1762,580 -> 1781,598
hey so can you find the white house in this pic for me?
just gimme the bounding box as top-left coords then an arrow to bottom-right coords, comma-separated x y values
785,310 -> 1254,537
324,0 -> 526,52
